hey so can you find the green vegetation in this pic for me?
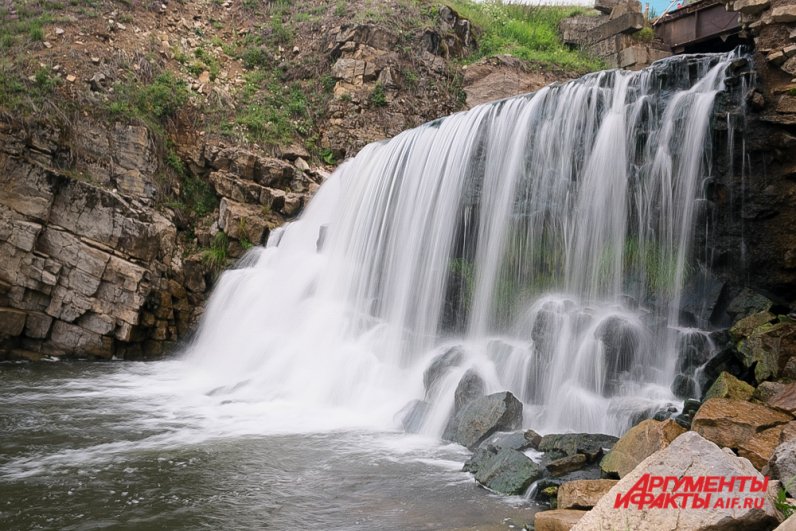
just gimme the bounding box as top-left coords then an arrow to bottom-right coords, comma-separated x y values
370,83 -> 388,107
109,71 -> 189,124
202,231 -> 230,271
775,485 -> 796,519
443,0 -> 602,71
633,26 -> 655,42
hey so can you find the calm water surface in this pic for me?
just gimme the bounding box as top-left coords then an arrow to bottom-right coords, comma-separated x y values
0,362 -> 539,530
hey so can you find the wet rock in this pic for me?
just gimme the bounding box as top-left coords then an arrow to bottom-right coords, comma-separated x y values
473,448 -> 544,495
692,398 -> 792,469
463,429 -> 541,474
727,288 -> 773,319
704,371 -> 755,400
397,399 -> 429,433
671,373 -> 697,399
548,454 -> 588,476
594,316 -> 640,392
679,270 -> 725,327
446,391 -> 523,449
557,479 -> 618,510
600,419 -> 686,478
539,433 -> 619,462
453,368 -> 485,414
572,432 -> 779,531
696,347 -> 751,396
423,346 -> 464,397
675,329 -> 714,373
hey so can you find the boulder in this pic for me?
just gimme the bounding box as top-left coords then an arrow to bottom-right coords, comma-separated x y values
548,454 -> 588,476
557,479 -> 618,510
679,270 -> 725,327
594,316 -> 640,391
692,398 -> 792,469
774,514 -> 796,530
453,368 -> 485,414
727,288 -> 773,319
771,441 -> 796,495
535,509 -> 587,531
704,371 -> 755,400
539,433 -> 619,462
730,310 -> 776,341
572,432 -> 779,531
463,430 -> 540,474
768,383 -> 796,415
738,319 -> 796,383
675,329 -> 713,373
600,419 -> 686,478
446,391 -> 523,449
423,346 -> 463,397
473,448 -> 544,495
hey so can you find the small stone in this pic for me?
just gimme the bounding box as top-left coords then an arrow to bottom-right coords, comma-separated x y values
785,45 -> 796,58
772,5 -> 796,23
292,45 -> 299,54
43,41 -> 52,49
91,56 -> 100,64
55,27 -> 65,35
198,70 -> 211,84
768,50 -> 786,65
66,74 -> 76,82
294,157 -> 310,172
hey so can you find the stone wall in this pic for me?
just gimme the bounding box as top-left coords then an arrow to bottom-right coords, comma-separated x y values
704,0 -> 796,300
560,1 -> 671,69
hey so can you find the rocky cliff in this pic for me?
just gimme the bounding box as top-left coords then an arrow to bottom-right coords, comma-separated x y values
0,0 -> 588,360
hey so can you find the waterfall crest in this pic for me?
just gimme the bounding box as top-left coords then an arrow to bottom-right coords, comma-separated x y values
187,52 -> 742,436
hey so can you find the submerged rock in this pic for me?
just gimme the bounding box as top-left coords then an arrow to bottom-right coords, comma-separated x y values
396,399 -> 429,433
423,346 -> 464,397
572,432 -> 780,531
445,391 -> 523,449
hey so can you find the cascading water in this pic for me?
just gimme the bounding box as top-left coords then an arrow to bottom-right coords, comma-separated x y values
188,52 -> 744,438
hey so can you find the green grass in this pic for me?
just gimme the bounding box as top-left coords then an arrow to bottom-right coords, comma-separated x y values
201,231 -> 230,272
443,0 -> 602,72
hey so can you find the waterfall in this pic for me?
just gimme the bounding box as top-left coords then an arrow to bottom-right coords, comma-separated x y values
187,52 -> 743,436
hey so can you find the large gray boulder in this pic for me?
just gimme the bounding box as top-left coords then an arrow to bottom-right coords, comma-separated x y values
572,432 -> 780,531
771,440 -> 796,495
473,448 -> 544,495
445,391 -> 523,449
463,429 -> 541,474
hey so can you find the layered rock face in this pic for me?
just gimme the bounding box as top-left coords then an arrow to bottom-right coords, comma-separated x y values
0,122 -> 199,360
0,118 -> 321,361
